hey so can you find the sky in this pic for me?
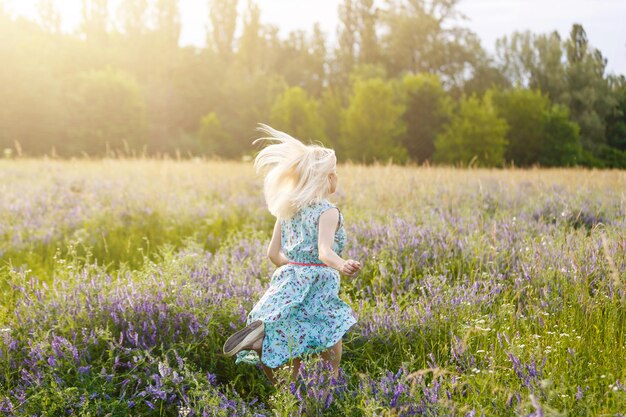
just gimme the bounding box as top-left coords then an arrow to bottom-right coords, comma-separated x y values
4,0 -> 626,76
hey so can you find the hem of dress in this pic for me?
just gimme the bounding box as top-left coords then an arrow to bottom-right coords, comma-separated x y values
258,315 -> 358,369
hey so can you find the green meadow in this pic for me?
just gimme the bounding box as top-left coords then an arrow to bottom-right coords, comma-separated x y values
1,159 -> 625,416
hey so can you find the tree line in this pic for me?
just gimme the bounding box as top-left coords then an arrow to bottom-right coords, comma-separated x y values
1,0 -> 625,167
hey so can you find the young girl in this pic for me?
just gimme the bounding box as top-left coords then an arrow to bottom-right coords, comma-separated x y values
222,124 -> 362,385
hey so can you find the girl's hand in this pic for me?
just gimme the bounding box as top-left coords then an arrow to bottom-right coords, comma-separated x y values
340,259 -> 361,276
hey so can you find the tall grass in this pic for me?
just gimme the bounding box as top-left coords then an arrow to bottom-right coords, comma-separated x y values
1,158 -> 625,415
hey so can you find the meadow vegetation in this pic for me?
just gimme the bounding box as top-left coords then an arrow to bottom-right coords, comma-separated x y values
1,158 -> 625,416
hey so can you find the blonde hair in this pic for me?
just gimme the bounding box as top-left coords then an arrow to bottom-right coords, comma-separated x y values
252,123 -> 337,220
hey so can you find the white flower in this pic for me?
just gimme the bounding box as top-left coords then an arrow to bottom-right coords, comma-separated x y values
178,405 -> 191,417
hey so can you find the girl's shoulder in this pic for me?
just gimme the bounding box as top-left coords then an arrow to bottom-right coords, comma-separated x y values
302,198 -> 336,212
317,199 -> 343,223
319,199 -> 344,229
297,199 -> 341,222
316,198 -> 339,214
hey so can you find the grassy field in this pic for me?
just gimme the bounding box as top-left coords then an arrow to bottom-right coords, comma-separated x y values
1,158 -> 625,416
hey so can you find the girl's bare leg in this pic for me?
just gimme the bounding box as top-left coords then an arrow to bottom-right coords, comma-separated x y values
253,332 -> 303,386
320,339 -> 342,379
254,346 -> 302,386
261,341 -> 341,386
252,343 -> 277,385
284,357 -> 302,381
261,361 -> 278,385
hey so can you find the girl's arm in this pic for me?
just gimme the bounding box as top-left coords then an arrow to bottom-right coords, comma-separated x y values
318,208 -> 360,275
267,218 -> 289,267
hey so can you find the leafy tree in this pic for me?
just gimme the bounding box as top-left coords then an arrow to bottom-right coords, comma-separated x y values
2,0 -> 625,165
208,0 -> 238,59
277,29 -> 327,96
539,103 -> 582,166
37,0 -> 61,33
333,0 -> 358,85
80,0 -> 109,43
491,88 -> 550,166
154,0 -> 181,47
356,0 -> 379,65
340,77 -> 408,164
399,73 -> 453,163
496,30 -> 566,98
433,91 -> 509,166
0,67 -> 64,155
496,25 -> 619,156
197,112 -> 233,156
594,145 -> 626,168
348,63 -> 387,84
269,86 -> 325,141
308,23 -> 327,97
319,88 -> 345,151
217,69 -> 287,156
64,66 -> 147,156
332,0 -> 382,86
491,87 -> 583,167
237,0 -> 262,74
116,0 -> 149,38
562,24 -> 617,152
606,77 -> 626,151
380,0 -> 484,88
462,50 -> 510,98
0,14 -> 65,155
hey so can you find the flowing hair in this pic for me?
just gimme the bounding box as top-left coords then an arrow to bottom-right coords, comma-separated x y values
252,123 -> 336,220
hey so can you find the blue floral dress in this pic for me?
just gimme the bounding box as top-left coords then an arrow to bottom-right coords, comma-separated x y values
235,198 -> 358,368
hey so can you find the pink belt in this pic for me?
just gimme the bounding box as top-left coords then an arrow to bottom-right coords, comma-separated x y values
287,261 -> 327,266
